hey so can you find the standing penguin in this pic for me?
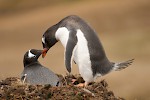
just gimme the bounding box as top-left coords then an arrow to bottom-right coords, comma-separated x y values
21,49 -> 60,86
41,15 -> 134,86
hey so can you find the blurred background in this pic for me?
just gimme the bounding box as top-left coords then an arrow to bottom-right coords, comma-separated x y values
0,0 -> 150,99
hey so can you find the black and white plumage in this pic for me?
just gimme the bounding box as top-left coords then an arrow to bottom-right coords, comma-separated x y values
41,15 -> 134,86
21,49 -> 60,86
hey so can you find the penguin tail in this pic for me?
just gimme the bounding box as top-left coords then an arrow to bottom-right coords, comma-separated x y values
113,59 -> 134,71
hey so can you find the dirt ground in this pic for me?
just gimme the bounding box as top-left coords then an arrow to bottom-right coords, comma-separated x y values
0,75 -> 124,100
0,0 -> 150,99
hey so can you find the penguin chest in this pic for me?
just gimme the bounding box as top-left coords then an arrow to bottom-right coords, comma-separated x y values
74,30 -> 90,64
73,30 -> 94,82
55,27 -> 69,47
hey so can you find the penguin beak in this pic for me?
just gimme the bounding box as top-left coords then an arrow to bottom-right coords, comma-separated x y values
42,48 -> 48,58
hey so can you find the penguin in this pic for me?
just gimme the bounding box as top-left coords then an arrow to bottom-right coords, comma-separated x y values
41,15 -> 134,86
21,49 -> 60,86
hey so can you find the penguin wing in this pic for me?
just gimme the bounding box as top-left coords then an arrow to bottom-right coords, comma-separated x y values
20,72 -> 26,82
65,30 -> 77,73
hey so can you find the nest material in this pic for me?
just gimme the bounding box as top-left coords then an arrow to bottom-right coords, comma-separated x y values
0,74 -> 124,100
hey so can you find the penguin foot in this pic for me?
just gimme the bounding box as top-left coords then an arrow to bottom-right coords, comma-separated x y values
71,76 -> 85,85
74,82 -> 89,87
71,79 -> 85,87
75,83 -> 85,87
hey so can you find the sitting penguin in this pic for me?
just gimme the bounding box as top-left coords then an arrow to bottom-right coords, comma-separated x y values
41,15 -> 134,87
21,49 -> 60,86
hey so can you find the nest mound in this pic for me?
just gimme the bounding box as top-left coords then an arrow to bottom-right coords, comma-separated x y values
0,74 -> 124,100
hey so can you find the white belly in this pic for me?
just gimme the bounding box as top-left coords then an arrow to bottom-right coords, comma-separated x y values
55,27 -> 94,82
74,29 -> 94,82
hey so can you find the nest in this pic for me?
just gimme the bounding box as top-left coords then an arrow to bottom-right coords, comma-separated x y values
0,74 -> 124,100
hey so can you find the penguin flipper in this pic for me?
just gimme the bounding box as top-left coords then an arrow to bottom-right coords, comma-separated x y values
21,73 -> 27,83
65,30 -> 77,73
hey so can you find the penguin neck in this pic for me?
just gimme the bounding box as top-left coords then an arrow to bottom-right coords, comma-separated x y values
24,61 -> 41,68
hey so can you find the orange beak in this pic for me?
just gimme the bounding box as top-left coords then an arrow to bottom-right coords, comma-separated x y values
42,48 -> 48,58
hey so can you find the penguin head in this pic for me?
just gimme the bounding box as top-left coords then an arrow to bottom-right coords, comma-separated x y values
23,49 -> 42,67
42,25 -> 58,58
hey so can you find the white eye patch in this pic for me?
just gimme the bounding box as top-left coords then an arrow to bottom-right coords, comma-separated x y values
42,36 -> 45,44
28,50 -> 36,58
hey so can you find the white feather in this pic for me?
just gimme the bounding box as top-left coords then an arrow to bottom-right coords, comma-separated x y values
28,50 -> 36,58
75,29 -> 93,83
55,27 -> 70,47
113,63 -> 119,71
55,27 -> 73,69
